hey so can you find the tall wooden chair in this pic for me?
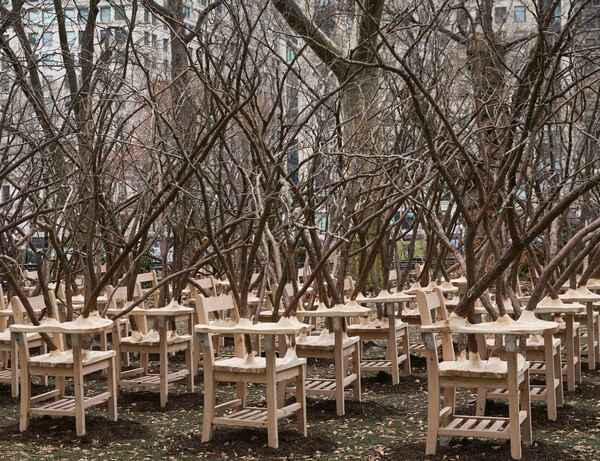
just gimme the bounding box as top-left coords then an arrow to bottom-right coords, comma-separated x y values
196,319 -> 308,448
0,283 -> 13,392
113,302 -> 195,407
416,288 -> 535,460
194,292 -> 243,372
135,270 -> 160,307
1,293 -> 55,396
347,300 -> 411,384
11,308 -> 117,437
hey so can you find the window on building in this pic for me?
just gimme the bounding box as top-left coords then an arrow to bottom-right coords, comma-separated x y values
199,0 -> 207,7
115,5 -> 126,21
551,4 -> 561,27
2,185 -> 10,203
152,34 -> 157,48
0,78 -> 9,93
28,9 -> 41,23
0,0 -> 9,6
79,30 -> 85,45
64,8 -> 76,22
494,6 -> 507,24
43,10 -> 54,24
42,55 -> 54,67
79,8 -> 89,22
144,31 -> 150,46
183,5 -> 190,18
514,6 -> 526,22
100,29 -> 108,43
42,31 -> 52,46
112,27 -> 125,41
163,38 -> 168,53
585,38 -> 596,47
66,31 -> 76,46
143,8 -> 149,23
287,139 -> 299,185
100,6 -> 111,22
592,0 -> 600,7
1,60 -> 9,71
28,32 -> 39,46
215,2 -> 222,13
286,38 -> 296,61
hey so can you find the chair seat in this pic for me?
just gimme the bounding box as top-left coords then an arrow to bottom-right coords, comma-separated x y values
347,319 -> 407,334
0,330 -> 41,344
29,349 -> 116,368
485,336 -> 561,351
439,355 -> 528,378
401,309 -> 421,322
213,353 -> 306,374
296,331 -> 359,351
120,331 -> 192,345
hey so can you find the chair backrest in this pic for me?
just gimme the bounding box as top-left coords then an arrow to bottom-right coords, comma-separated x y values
297,266 -> 311,285
11,292 -> 60,324
188,276 -> 217,299
415,287 -> 454,361
136,270 -> 158,287
0,283 -> 6,331
135,271 -> 159,306
195,292 -> 243,357
106,282 -> 143,309
194,292 -> 239,325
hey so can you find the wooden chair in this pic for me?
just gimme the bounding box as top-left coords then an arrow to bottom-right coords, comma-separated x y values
196,319 -> 308,448
0,283 -> 13,393
477,299 -> 563,421
186,276 -> 218,304
294,307 -> 362,416
136,270 -> 160,307
113,303 -> 194,407
193,292 -> 243,373
1,293 -> 55,397
416,288 -> 536,460
11,309 -> 117,437
347,301 -> 411,384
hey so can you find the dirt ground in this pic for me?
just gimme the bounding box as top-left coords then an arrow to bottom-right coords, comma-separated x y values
1,343 -> 600,460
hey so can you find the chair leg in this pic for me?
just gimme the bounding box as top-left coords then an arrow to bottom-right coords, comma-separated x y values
402,329 -> 411,375
554,344 -> 564,407
425,370 -> 440,455
185,341 -> 194,392
19,360 -> 31,433
73,347 -> 86,437
475,388 -> 487,416
107,355 -> 118,421
201,370 -> 215,442
10,346 -> 19,398
521,369 -> 532,445
266,365 -> 278,448
352,344 -> 361,401
544,336 -> 557,421
296,364 -> 307,436
159,334 -> 169,408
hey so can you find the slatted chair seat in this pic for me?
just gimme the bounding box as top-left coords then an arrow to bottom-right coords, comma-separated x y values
114,303 -> 195,407
196,317 -> 309,449
11,310 -> 117,437
416,287 -> 547,460
439,355 -> 528,378
28,349 -> 116,368
296,331 -> 359,351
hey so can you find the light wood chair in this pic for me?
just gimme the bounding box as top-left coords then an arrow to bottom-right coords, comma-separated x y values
416,288 -> 535,460
11,310 -> 117,437
196,319 -> 308,448
135,270 -> 160,307
0,283 -> 13,393
193,293 -> 243,373
186,276 -> 218,304
113,303 -> 194,407
1,293 -> 56,397
347,301 -> 411,384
